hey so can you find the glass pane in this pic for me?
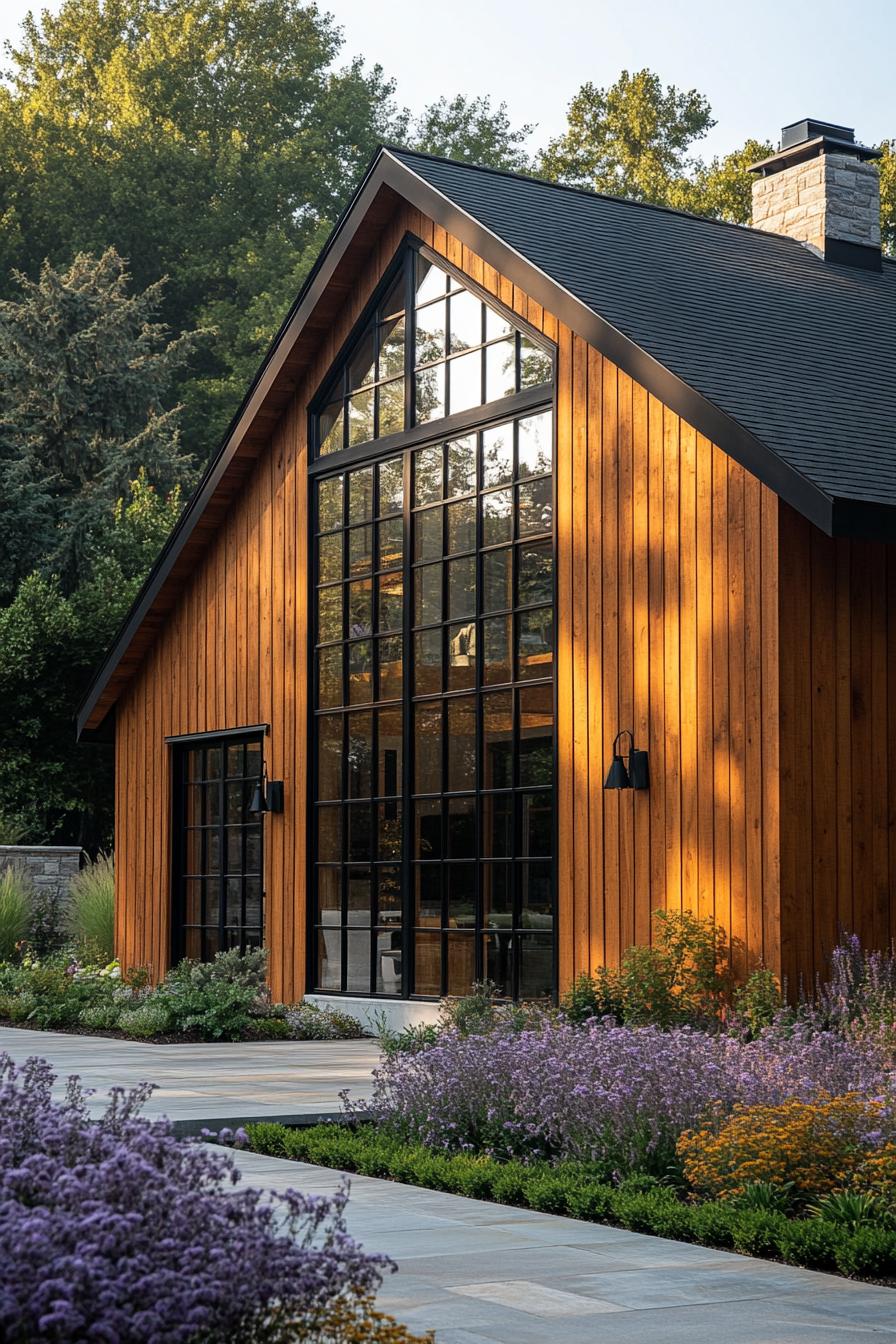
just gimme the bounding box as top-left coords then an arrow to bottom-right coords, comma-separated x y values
317,806 -> 341,862
317,714 -> 342,801
485,304 -> 512,341
224,877 -> 241,926
414,445 -> 443,506
414,505 -> 442,561
349,524 -> 373,576
482,691 -> 513,789
518,477 -> 553,537
381,270 -> 406,319
518,411 -> 553,478
226,742 -> 243,776
378,377 -> 404,437
482,614 -> 511,686
349,467 -> 375,523
317,533 -> 342,584
519,338 -> 553,388
204,782 -> 221,825
205,747 -> 222,780
377,867 -> 402,918
448,348 -> 482,415
448,290 -> 483,352
482,424 -> 514,488
205,879 -> 220,926
317,866 -> 341,912
447,797 -> 476,859
520,861 -> 552,917
319,645 -> 343,709
225,780 -> 244,823
244,877 -> 262,930
348,871 -> 371,916
348,327 -> 376,391
414,701 -> 442,794
378,517 -> 403,571
522,792 -> 553,857
318,476 -> 343,531
184,878 -> 202,923
348,640 -> 373,704
346,711 -> 373,798
414,627 -> 442,695
447,620 -> 476,691
377,572 -> 403,633
207,828 -> 221,874
446,497 -> 475,555
346,930 -> 370,993
518,539 -> 552,607
447,696 -> 476,791
447,863 -> 475,918
482,794 -> 513,858
377,802 -> 402,859
518,932 -> 553,998
378,457 -> 404,516
446,932 -> 475,994
482,548 -> 512,612
184,829 -> 202,875
185,784 -> 202,827
447,435 -> 476,497
415,865 -> 442,923
414,562 -> 442,626
317,584 -> 342,643
416,297 -> 446,364
378,316 -> 405,379
377,927 -> 403,993
415,800 -> 442,860
378,636 -> 403,700
319,401 -> 344,455
245,740 -> 262,778
227,827 -> 243,872
519,684 -> 553,785
518,606 -> 553,680
347,805 -> 372,861
348,578 -> 373,637
187,748 -> 203,782
483,868 -> 512,939
482,488 -> 513,547
317,927 -> 341,990
447,555 -> 475,619
245,826 -> 261,873
377,707 -> 403,796
347,387 -> 374,446
486,338 -> 517,401
416,254 -> 447,304
416,364 -> 445,422
414,931 -> 441,996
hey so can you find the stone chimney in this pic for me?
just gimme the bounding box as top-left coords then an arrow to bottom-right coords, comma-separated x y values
750,119 -> 882,271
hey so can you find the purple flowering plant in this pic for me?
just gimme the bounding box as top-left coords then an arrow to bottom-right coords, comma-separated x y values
355,1016 -> 893,1174
0,1053 -> 391,1343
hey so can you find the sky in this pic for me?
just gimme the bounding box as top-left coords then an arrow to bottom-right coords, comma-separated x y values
0,0 -> 893,160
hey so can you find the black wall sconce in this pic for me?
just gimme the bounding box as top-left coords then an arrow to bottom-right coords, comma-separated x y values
248,764 -> 284,816
603,730 -> 649,791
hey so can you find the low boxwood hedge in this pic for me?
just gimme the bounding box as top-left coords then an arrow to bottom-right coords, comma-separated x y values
245,1121 -> 896,1283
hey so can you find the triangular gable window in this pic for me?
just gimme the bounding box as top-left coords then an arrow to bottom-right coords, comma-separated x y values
315,247 -> 553,457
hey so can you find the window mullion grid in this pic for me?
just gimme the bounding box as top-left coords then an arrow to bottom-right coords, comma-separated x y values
474,426 -> 484,989
369,468 -> 381,995
400,446 -> 413,999
440,444 -> 449,997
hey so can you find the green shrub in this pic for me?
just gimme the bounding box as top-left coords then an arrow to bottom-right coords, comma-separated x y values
0,865 -> 32,960
729,1209 -> 790,1258
285,1000 -> 364,1040
246,1016 -> 290,1040
732,1180 -> 795,1215
156,948 -> 270,1039
118,998 -> 175,1038
489,1160 -> 530,1206
808,1190 -> 887,1231
834,1226 -> 896,1278
374,1015 -> 441,1057
776,1218 -> 840,1271
560,969 -> 625,1024
65,853 -> 115,961
687,1201 -> 737,1249
566,1181 -> 614,1221
732,967 -> 783,1037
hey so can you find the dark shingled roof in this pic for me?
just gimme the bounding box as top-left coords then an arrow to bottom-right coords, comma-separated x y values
391,147 -> 896,514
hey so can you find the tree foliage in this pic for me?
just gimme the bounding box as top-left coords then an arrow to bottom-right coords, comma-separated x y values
409,95 -> 533,171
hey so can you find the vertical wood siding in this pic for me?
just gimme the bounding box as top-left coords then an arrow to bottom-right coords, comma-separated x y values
777,508 -> 896,988
117,200 -> 888,998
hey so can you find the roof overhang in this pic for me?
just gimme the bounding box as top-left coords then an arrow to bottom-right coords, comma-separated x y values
76,146 -> 890,738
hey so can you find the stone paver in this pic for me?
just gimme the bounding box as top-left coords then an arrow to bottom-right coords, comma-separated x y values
232,1150 -> 896,1343
0,1025 -> 378,1129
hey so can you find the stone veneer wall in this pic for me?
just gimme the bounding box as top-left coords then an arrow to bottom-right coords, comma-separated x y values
751,153 -> 881,254
0,845 -> 83,903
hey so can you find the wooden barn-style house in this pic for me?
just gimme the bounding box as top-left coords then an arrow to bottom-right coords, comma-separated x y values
78,117 -> 896,1018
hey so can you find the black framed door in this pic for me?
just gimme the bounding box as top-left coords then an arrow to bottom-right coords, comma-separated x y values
171,730 -> 265,961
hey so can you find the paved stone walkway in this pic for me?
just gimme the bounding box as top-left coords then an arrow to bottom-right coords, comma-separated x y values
0,1025 -> 378,1130
233,1150 -> 896,1343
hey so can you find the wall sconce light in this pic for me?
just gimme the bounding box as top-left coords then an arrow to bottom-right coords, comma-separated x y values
248,765 -> 284,816
603,730 -> 649,791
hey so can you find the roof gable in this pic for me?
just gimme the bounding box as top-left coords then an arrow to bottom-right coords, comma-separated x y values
78,146 -> 896,735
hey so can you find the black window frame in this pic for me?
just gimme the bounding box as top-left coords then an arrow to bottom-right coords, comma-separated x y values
169,726 -> 267,963
308,240 -> 558,1003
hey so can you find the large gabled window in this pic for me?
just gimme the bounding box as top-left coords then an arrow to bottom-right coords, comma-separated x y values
314,246 -> 553,458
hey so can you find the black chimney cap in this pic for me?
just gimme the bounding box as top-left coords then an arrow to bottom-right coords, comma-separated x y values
781,119 -> 854,149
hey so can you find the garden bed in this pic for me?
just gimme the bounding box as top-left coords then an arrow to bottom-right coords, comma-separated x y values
0,1017 -> 365,1044
245,1121 -> 896,1286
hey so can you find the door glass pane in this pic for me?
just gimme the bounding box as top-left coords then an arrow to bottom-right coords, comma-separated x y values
346,712 -> 373,798
318,715 -> 342,801
414,702 -> 442,794
378,517 -> 403,570
378,636 -> 403,700
317,585 -> 343,643
414,505 -> 442,561
349,467 -> 375,522
483,548 -> 512,612
414,628 -> 441,695
518,607 -> 553,680
518,539 -> 552,607
447,556 -> 475,619
378,572 -> 403,633
447,697 -> 476,792
482,691 -> 513,789
318,476 -> 344,531
414,562 -> 442,626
